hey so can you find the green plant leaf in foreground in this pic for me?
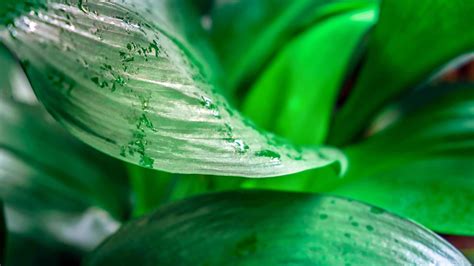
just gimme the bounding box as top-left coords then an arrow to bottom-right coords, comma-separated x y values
329,0 -> 474,145
0,0 -> 344,177
332,85 -> 474,235
86,190 -> 469,265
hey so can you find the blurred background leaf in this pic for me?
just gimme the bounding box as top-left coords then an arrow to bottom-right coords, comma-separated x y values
242,5 -> 377,146
329,0 -> 474,145
0,98 -> 130,266
208,0 -> 378,94
329,84 -> 474,235
0,44 -> 131,265
0,201 -> 5,265
86,190 -> 469,265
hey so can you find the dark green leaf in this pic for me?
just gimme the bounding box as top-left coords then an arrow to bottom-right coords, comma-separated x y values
329,0 -> 474,145
0,43 -> 36,103
86,190 -> 469,265
0,98 -> 129,252
0,0 -> 344,177
331,86 -> 474,235
0,201 -> 5,265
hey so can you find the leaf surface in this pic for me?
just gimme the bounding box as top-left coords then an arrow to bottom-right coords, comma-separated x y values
0,0 -> 344,177
329,0 -> 474,145
209,0 -> 377,92
86,190 -> 469,265
242,6 -> 377,145
332,86 -> 474,235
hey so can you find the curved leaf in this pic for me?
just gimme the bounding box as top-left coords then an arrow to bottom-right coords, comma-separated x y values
329,0 -> 474,145
86,190 -> 469,265
332,86 -> 474,235
209,0 -> 377,92
242,6 -> 377,146
0,0 -> 344,177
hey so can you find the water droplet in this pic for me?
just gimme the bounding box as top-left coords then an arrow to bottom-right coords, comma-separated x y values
119,51 -> 134,62
200,96 -> 213,109
231,139 -> 249,154
140,155 -> 154,168
78,0 -> 89,13
254,150 -> 280,160
200,96 -> 220,117
351,222 -> 359,227
366,225 -> 374,232
91,77 -> 108,88
370,206 -> 384,214
344,233 -> 351,238
319,214 -> 328,220
138,113 -> 155,131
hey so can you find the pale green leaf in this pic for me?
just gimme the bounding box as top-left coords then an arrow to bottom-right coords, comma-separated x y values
0,0 -> 344,178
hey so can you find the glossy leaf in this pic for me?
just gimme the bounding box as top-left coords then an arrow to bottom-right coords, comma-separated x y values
0,0 -> 344,177
86,190 -> 469,265
332,86 -> 474,235
242,6 -> 377,145
329,0 -> 474,145
209,0 -> 377,92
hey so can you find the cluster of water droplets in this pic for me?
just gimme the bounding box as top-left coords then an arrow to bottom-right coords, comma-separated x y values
0,0 -> 343,176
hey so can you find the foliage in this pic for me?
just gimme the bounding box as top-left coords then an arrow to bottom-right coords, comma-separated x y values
0,0 -> 473,265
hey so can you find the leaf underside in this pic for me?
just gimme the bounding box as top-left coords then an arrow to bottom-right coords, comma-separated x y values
0,0 -> 344,178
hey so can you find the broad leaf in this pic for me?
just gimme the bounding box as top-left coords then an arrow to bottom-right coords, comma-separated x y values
242,6 -> 377,145
209,0 -> 377,93
0,0 -> 344,178
329,0 -> 474,145
86,190 -> 469,265
332,86 -> 474,235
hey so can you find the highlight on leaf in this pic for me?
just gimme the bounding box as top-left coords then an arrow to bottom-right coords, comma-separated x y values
86,190 -> 470,266
0,0 -> 345,178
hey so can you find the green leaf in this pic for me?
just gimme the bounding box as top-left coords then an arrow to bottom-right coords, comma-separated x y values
331,86 -> 474,235
242,6 -> 377,145
0,43 -> 36,104
0,97 -> 129,252
0,0 -> 344,177
86,190 -> 469,265
329,0 -> 474,145
0,201 -> 5,265
209,0 -> 378,93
